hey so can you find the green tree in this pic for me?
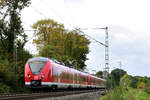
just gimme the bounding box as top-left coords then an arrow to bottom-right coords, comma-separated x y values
130,76 -> 138,88
0,0 -> 30,60
135,76 -> 148,83
39,45 -> 60,59
32,19 -> 90,70
144,82 -> 150,94
0,0 -> 31,92
120,74 -> 132,89
16,40 -> 32,86
111,68 -> 127,86
106,74 -> 113,89
95,70 -> 103,78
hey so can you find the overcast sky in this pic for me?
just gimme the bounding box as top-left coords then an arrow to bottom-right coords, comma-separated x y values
22,0 -> 150,76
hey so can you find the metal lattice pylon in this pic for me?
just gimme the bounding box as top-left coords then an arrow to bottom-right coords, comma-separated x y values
104,27 -> 109,77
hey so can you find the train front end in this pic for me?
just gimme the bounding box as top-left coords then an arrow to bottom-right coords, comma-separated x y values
25,57 -> 51,88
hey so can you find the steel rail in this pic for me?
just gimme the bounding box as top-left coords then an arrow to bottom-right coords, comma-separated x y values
0,89 -> 106,100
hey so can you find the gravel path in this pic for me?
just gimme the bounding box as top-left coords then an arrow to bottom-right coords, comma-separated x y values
38,90 -> 102,100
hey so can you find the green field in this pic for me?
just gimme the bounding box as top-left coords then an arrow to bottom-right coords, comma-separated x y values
101,87 -> 150,100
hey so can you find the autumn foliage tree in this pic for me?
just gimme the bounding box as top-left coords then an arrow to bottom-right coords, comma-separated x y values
32,19 -> 90,70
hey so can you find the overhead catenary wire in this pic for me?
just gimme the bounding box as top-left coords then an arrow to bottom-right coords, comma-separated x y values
39,0 -> 74,29
76,28 -> 107,47
62,0 -> 107,47
24,29 -> 38,42
24,4 -> 47,43
30,5 -> 47,18
28,1 -> 107,51
63,0 -> 75,26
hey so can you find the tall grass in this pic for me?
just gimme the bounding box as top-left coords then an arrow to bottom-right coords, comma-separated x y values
101,87 -> 150,100
101,87 -> 124,100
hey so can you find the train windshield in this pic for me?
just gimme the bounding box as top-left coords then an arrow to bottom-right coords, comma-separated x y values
29,61 -> 46,75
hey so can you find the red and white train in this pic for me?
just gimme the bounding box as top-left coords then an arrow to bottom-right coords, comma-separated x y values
25,57 -> 106,89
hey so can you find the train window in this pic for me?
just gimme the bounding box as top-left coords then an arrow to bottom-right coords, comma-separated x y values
82,75 -> 84,82
63,72 -> 66,80
75,73 -> 77,81
65,72 -> 67,79
52,67 -> 58,79
63,71 -> 68,80
29,61 -> 46,75
91,77 -> 95,84
77,73 -> 79,82
61,72 -> 65,79
79,74 -> 81,82
86,76 -> 88,82
69,73 -> 71,80
80,75 -> 86,82
70,73 -> 73,80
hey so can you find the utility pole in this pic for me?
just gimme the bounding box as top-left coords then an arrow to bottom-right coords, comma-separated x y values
119,61 -> 122,78
93,27 -> 109,78
104,27 -> 109,76
13,31 -> 17,80
80,27 -> 109,78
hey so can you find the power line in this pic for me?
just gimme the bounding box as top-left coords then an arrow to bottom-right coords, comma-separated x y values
28,4 -> 107,50
39,0 -> 74,29
77,28 -> 107,47
30,5 -> 47,18
63,0 -> 75,26
62,1 -> 108,49
24,29 -> 37,32
26,5 -> 47,42
24,29 -> 37,42
30,1 -> 106,46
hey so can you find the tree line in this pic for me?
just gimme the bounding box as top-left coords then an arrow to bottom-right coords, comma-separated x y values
96,68 -> 150,91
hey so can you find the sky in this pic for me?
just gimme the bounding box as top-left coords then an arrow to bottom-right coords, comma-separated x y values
22,0 -> 150,76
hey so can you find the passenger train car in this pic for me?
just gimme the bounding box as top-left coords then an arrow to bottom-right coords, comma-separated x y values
25,57 -> 106,89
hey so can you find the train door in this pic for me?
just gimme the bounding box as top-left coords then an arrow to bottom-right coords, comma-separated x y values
88,75 -> 91,85
73,72 -> 75,88
50,63 -> 53,82
77,73 -> 79,84
58,69 -> 61,84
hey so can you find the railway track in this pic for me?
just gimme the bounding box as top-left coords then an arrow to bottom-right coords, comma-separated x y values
0,89 -> 106,100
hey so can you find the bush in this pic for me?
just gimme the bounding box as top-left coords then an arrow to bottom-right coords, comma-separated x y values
101,86 -> 125,100
0,65 -> 17,89
0,83 -> 12,93
130,76 -> 138,88
120,74 -> 132,89
144,82 -> 150,94
137,82 -> 145,89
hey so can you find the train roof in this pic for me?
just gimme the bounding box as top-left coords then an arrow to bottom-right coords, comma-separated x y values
28,57 -> 49,62
90,74 -> 106,81
28,57 -> 61,64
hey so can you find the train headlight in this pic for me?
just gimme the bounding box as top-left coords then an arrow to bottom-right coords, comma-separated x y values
28,74 -> 30,78
41,74 -> 45,79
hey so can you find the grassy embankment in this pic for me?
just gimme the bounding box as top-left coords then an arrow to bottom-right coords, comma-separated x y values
101,87 -> 150,100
